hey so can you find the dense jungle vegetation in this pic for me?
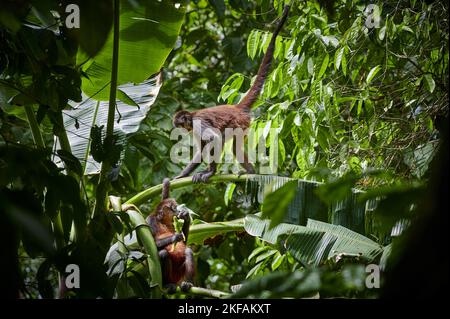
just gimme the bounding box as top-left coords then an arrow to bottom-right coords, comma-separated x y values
0,0 -> 448,299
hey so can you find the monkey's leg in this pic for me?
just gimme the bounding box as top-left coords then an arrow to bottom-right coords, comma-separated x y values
233,138 -> 255,174
180,247 -> 195,292
159,250 -> 177,294
173,150 -> 202,180
155,233 -> 184,250
192,136 -> 221,183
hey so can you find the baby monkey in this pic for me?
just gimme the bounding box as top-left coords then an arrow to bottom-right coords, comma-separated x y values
146,178 -> 194,292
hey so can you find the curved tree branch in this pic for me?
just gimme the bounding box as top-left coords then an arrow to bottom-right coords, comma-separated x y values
125,208 -> 162,298
178,286 -> 230,298
125,174 -> 256,206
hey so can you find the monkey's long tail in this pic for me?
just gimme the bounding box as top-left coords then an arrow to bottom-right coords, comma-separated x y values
162,177 -> 170,200
236,5 -> 290,111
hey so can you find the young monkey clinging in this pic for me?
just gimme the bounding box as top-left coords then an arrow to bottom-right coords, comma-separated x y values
172,6 -> 290,183
146,178 -> 194,292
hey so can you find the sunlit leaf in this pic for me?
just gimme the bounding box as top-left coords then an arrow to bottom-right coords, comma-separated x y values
224,182 -> 236,206
423,74 -> 435,93
247,30 -> 261,60
79,0 -> 185,100
318,53 -> 329,79
334,46 -> 344,70
366,65 -> 381,84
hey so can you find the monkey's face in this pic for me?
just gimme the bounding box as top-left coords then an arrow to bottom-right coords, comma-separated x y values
157,198 -> 178,224
173,111 -> 193,131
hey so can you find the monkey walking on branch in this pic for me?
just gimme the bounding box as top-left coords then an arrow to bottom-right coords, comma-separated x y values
172,6 -> 290,183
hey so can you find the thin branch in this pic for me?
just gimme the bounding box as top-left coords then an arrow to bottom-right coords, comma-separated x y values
93,0 -> 121,218
175,286 -> 230,298
125,174 -> 256,206
24,105 -> 45,148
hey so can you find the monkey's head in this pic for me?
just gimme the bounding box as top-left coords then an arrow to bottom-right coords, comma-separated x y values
155,198 -> 179,225
173,110 -> 193,131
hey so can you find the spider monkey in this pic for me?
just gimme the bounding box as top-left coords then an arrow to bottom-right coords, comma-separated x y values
173,6 -> 290,183
145,178 -> 194,293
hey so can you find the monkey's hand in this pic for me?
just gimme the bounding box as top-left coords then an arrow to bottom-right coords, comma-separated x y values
174,232 -> 185,242
180,281 -> 193,292
237,170 -> 247,178
165,284 -> 178,295
177,209 -> 189,220
192,170 -> 215,183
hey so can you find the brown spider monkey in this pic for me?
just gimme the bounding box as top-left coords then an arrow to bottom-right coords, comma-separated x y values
173,6 -> 290,183
145,178 -> 194,293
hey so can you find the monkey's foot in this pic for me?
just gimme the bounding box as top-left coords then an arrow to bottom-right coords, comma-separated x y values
237,170 -> 248,177
164,284 -> 177,294
246,167 -> 256,174
180,281 -> 193,292
192,171 -> 214,183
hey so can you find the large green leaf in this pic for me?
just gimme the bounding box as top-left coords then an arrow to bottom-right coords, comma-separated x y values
55,74 -> 162,174
289,219 -> 384,265
65,0 -> 114,57
403,140 -> 438,178
244,176 -> 328,227
244,215 -> 384,267
79,0 -> 186,100
262,180 -> 298,228
106,217 -> 244,254
187,219 -> 244,245
244,214 -> 306,244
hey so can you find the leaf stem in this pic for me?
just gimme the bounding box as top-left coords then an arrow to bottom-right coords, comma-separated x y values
24,105 -> 45,148
176,286 -> 230,298
93,0 -> 120,218
125,174 -> 256,206
125,208 -> 162,298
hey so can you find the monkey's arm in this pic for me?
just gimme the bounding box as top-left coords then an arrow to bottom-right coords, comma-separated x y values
177,209 -> 191,242
147,215 -> 184,249
180,247 -> 195,292
173,150 -> 202,179
191,129 -> 221,183
155,233 -> 184,250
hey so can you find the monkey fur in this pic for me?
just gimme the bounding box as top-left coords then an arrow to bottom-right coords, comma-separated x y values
145,178 -> 194,292
173,6 -> 290,183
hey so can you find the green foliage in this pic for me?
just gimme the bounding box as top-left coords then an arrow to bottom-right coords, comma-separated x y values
244,214 -> 384,266
231,263 -> 373,298
216,0 -> 448,181
1,0 -> 447,299
0,0 -> 185,299
188,218 -> 244,245
79,0 -> 186,100
262,180 -> 297,228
